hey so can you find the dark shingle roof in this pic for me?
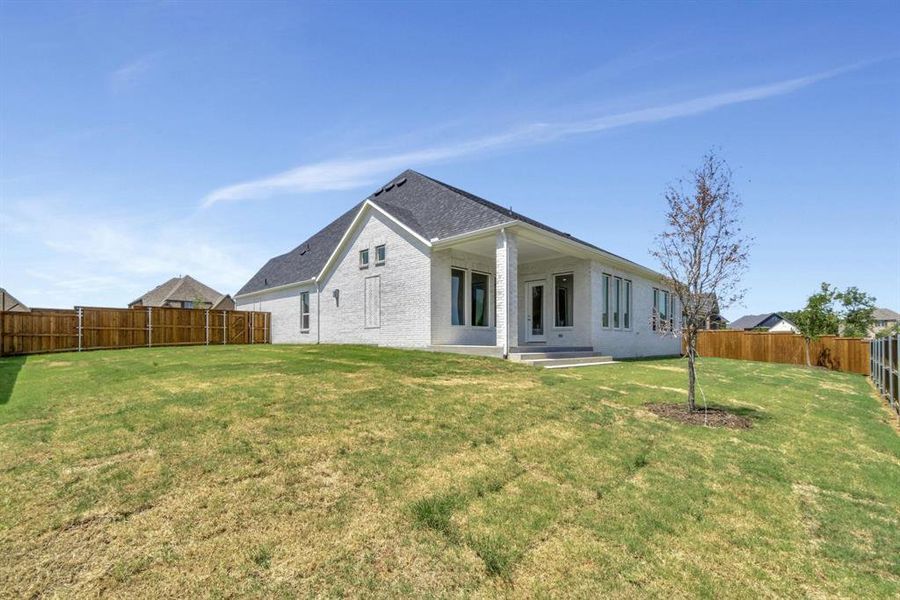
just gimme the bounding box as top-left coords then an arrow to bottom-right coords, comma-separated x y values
237,170 -> 653,296
728,313 -> 796,330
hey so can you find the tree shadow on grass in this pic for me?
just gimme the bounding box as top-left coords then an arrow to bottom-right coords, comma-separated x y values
0,356 -> 26,405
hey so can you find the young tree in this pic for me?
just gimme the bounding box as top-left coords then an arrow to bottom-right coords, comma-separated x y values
836,286 -> 875,338
792,283 -> 840,367
651,151 -> 750,412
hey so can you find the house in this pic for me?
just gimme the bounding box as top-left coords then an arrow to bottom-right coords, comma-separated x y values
871,307 -> 900,336
697,293 -> 727,329
728,313 -> 800,333
0,288 -> 30,312
236,170 -> 680,362
129,275 -> 234,310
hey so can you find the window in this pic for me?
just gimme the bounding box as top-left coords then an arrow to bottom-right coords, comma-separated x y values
375,244 -> 386,265
613,277 -> 621,328
451,268 -> 465,325
554,274 -> 574,327
653,288 -> 671,331
183,301 -> 193,309
359,248 -> 369,269
624,280 -> 632,329
471,272 -> 489,327
300,291 -> 310,331
602,274 -> 610,328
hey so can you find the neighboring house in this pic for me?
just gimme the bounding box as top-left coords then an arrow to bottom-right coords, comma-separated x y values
236,170 -> 680,359
728,313 -> 800,333
871,307 -> 900,337
129,275 -> 234,310
0,288 -> 30,312
697,293 -> 727,330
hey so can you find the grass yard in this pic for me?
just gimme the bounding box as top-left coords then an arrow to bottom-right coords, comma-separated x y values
1,345 -> 898,598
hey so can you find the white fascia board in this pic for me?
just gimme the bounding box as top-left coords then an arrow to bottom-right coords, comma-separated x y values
315,199 -> 432,282
429,221 -> 517,249
234,278 -> 316,300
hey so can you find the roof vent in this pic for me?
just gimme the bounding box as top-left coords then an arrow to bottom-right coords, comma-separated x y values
373,189 -> 383,196
264,278 -> 268,286
395,177 -> 407,187
384,183 -> 395,192
299,243 -> 309,256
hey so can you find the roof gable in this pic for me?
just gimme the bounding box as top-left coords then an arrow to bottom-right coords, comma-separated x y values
131,275 -> 227,307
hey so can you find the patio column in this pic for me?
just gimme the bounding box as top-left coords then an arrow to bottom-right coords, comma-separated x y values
496,228 -> 518,357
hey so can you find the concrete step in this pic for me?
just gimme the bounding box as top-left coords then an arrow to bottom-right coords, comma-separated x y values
509,345 -> 592,354
510,350 -> 599,361
522,355 -> 615,368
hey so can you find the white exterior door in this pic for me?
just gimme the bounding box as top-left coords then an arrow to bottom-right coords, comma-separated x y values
525,281 -> 546,342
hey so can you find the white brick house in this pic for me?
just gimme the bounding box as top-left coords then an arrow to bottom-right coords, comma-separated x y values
235,170 -> 681,360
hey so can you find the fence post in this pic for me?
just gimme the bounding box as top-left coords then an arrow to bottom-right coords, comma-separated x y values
77,307 -> 83,352
205,309 -> 210,346
223,311 -> 227,345
250,312 -> 254,344
890,334 -> 895,411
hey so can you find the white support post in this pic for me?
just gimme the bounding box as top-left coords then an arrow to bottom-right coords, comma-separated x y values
495,229 -> 518,358
77,307 -> 83,352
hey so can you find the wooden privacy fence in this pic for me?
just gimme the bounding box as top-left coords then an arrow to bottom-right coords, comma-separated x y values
0,306 -> 269,356
691,330 -> 870,375
870,334 -> 899,416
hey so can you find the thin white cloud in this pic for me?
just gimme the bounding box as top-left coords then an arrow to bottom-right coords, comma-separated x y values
3,201 -> 260,307
203,64 -> 856,208
109,53 -> 160,92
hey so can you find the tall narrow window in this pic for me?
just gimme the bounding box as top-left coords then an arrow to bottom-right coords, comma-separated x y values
300,291 -> 310,332
375,244 -> 386,265
668,293 -> 676,328
554,274 -> 574,327
602,273 -> 610,328
451,268 -> 465,325
359,249 -> 369,269
613,277 -> 621,328
471,272 -> 489,327
623,280 -> 632,329
652,288 -> 660,331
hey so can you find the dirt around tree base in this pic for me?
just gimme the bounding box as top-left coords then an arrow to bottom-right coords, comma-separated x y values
645,403 -> 753,429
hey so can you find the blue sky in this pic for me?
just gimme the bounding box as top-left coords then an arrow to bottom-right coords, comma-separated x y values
1,1 -> 898,319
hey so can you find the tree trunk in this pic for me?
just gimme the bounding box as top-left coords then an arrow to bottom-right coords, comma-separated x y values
804,338 -> 811,367
686,332 -> 697,412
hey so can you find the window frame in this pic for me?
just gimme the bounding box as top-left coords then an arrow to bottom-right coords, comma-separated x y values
613,276 -> 621,329
375,244 -> 386,266
299,291 -> 310,332
623,279 -> 632,330
601,273 -> 611,329
470,270 -> 490,328
359,248 -> 370,269
450,267 -> 466,326
553,272 -> 574,329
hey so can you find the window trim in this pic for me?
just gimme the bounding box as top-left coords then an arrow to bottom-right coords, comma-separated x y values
601,273 -> 611,329
374,244 -> 386,266
623,279 -> 632,330
470,270 -> 490,328
553,272 -> 575,329
299,291 -> 310,332
359,248 -> 370,269
450,267 -> 466,326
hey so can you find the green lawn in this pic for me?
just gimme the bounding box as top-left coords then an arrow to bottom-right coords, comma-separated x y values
0,346 -> 898,598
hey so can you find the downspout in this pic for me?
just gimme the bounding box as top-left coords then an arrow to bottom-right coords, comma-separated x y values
315,279 -> 321,344
501,227 -> 509,359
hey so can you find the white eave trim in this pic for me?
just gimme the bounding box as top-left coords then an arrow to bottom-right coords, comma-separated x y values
431,220 -> 666,282
234,278 -> 316,300
315,199 -> 432,282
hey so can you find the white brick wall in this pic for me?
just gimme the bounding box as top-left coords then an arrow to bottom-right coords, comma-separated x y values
235,283 -> 317,344
517,255 -> 592,347
431,248 -> 497,346
589,261 -> 681,358
317,210 -> 432,347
